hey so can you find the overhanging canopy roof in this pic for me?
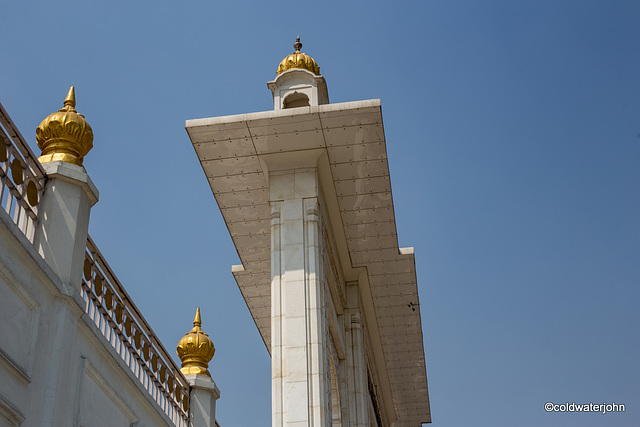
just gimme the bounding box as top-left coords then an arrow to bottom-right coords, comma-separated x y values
186,99 -> 430,425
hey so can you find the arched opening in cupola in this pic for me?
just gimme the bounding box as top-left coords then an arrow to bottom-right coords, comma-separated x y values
283,91 -> 310,109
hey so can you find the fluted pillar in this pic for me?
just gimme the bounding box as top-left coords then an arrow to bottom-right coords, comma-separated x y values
269,167 -> 330,427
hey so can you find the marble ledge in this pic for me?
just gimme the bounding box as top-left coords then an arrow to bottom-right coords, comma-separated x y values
186,99 -> 381,130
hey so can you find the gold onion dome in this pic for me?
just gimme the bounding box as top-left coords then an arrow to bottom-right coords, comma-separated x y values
36,86 -> 93,166
276,36 -> 320,76
176,307 -> 215,377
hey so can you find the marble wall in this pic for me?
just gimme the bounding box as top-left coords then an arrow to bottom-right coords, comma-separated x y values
0,192 -> 178,427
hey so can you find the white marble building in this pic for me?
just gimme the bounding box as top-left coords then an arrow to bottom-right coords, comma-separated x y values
0,91 -> 219,427
0,38 -> 430,427
187,38 -> 431,426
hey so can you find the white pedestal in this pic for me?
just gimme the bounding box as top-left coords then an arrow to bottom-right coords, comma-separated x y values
185,375 -> 220,427
34,161 -> 98,292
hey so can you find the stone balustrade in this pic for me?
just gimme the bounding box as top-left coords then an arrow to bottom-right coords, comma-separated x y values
82,236 -> 190,427
0,102 -> 46,243
0,100 -> 202,426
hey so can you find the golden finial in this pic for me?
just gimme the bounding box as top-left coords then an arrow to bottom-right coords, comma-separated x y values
63,86 -> 76,110
193,307 -> 202,326
176,307 -> 215,377
276,36 -> 320,76
36,86 -> 93,166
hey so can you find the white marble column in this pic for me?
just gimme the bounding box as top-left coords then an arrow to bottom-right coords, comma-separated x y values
345,282 -> 368,427
34,161 -> 98,292
270,168 -> 330,427
31,161 -> 98,425
185,375 -> 220,427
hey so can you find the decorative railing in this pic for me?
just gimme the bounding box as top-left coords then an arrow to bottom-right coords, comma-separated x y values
82,236 -> 190,427
1,101 -> 190,425
0,102 -> 46,243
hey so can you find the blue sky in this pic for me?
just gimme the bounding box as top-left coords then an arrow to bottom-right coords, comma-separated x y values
2,1 -> 639,426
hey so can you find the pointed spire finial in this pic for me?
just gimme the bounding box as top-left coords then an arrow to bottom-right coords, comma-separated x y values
276,36 -> 320,75
294,36 -> 302,53
63,86 -> 76,111
36,86 -> 93,166
177,307 -> 215,377
193,307 -> 202,327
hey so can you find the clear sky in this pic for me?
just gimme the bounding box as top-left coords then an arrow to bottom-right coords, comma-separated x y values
2,1 -> 639,426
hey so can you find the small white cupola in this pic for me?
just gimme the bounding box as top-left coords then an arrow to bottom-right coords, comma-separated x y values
267,36 -> 329,110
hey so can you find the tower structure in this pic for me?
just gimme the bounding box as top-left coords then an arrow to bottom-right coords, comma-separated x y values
187,38 -> 431,426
